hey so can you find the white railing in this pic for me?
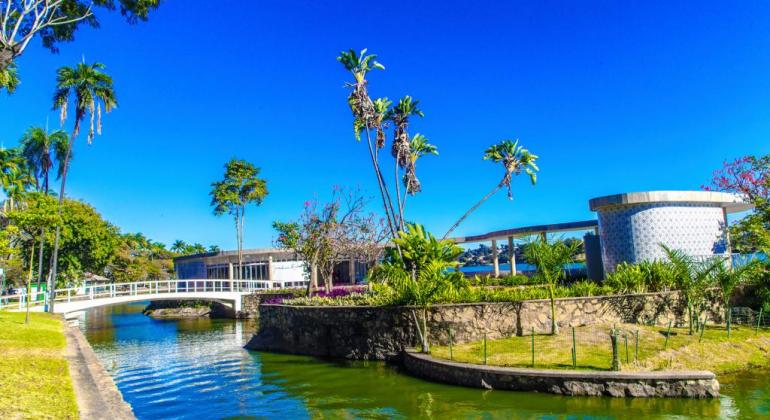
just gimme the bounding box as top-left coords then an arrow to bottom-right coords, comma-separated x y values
0,278 -> 308,311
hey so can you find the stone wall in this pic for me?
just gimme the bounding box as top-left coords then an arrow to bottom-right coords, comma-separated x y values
246,290 -> 724,360
402,351 -> 719,398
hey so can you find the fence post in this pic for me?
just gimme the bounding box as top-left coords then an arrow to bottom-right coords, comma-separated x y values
624,334 -> 629,363
483,333 -> 488,365
448,327 -> 453,360
757,307 -> 764,335
610,328 -> 621,371
664,320 -> 672,350
635,330 -> 639,362
571,326 -> 576,368
531,327 -> 535,367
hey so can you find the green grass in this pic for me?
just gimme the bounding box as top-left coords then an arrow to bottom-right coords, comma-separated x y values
0,311 -> 78,419
431,323 -> 770,374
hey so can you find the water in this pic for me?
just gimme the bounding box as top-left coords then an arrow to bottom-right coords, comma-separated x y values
80,302 -> 770,419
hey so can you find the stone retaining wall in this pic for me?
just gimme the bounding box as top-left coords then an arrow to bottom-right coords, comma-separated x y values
246,291 -> 723,360
402,351 -> 720,398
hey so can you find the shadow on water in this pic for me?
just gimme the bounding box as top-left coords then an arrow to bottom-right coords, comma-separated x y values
78,302 -> 768,419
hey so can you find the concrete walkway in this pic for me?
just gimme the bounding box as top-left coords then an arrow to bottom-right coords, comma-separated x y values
64,322 -> 135,420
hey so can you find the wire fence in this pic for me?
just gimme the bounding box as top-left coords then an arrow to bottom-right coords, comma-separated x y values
433,307 -> 769,371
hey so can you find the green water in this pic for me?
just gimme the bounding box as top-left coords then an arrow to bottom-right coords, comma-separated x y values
79,302 -> 770,419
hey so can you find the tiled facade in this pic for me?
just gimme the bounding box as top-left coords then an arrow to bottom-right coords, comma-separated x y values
597,202 -> 728,272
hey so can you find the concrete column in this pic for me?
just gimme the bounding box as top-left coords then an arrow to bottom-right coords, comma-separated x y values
228,262 -> 233,281
349,257 -> 356,284
723,207 -> 733,268
508,236 -> 516,276
491,239 -> 500,277
268,255 -> 275,281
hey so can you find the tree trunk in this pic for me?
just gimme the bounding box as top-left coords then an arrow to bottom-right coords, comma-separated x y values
549,284 -> 558,335
25,242 -> 35,324
48,131 -> 75,313
443,180 -> 504,240
36,228 -> 45,290
363,128 -> 399,239
688,303 -> 694,335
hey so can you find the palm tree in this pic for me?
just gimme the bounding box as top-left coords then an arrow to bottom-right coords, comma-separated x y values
171,240 -> 187,254
372,97 -> 392,149
403,134 -> 438,196
443,139 -> 539,239
19,126 -> 70,292
48,60 -> 117,312
522,237 -> 581,335
714,259 -> 754,337
208,245 -> 221,253
19,127 -> 70,194
337,49 -> 399,238
0,148 -> 32,211
210,159 -> 268,278
387,96 -> 424,168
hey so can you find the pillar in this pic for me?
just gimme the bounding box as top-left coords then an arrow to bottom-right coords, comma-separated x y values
349,257 -> 356,284
491,239 -> 500,277
723,207 -> 733,268
268,255 -> 275,281
508,236 -> 517,276
228,262 -> 234,280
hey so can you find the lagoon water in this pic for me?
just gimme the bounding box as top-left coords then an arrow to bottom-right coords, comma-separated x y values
80,302 -> 769,419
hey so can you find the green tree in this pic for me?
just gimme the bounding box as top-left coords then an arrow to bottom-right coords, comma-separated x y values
48,60 -> 117,312
0,0 -> 161,91
522,236 -> 580,335
661,245 -> 722,335
444,139 -> 539,239
0,147 -> 33,211
370,224 -> 466,352
171,240 -> 187,254
210,159 -> 268,278
714,260 -> 754,337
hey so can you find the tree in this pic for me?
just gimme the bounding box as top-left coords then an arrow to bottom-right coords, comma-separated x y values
273,187 -> 386,294
0,0 -> 161,91
444,139 -> 539,239
48,60 -> 116,312
0,147 -> 33,211
171,240 -> 187,254
661,245 -> 722,335
714,260 -> 754,337
210,159 -> 268,279
369,223 -> 466,352
522,236 -> 580,335
704,155 -> 770,254
19,126 -> 70,291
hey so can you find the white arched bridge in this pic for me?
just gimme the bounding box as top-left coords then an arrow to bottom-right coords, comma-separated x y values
0,279 -> 306,316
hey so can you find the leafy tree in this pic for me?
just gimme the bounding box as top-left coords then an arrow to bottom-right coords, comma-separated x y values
171,240 -> 187,254
0,0 -> 161,91
207,245 -> 221,253
522,236 -> 580,335
370,223 -> 466,352
210,159 -> 268,278
714,260 -> 754,337
704,155 -> 770,254
661,245 -> 722,335
0,147 -> 33,211
48,60 -> 117,311
444,139 -> 539,239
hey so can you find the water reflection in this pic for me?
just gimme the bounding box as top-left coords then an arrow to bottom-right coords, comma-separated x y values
79,303 -> 769,419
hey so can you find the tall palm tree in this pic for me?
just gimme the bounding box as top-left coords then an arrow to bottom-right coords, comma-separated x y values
337,49 -> 400,238
47,60 -> 117,312
19,127 -> 70,194
443,139 -> 539,239
19,126 -> 70,292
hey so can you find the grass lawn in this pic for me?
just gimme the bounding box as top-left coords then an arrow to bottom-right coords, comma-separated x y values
0,311 -> 78,419
431,323 -> 770,374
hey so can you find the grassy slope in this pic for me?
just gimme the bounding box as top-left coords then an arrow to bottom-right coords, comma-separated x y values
431,324 -> 770,374
0,311 -> 78,419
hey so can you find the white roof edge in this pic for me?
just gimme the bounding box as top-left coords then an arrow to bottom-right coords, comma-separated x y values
589,190 -> 753,213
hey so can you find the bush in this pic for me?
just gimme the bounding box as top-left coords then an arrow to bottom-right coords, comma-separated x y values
605,260 -> 676,294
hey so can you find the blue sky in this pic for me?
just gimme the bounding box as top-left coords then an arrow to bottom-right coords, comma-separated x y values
2,1 -> 769,249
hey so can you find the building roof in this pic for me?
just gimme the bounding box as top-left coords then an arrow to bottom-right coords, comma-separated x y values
588,190 -> 753,213
173,247 -> 294,263
453,220 -> 598,244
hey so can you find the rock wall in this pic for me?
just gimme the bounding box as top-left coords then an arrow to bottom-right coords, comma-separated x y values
402,351 -> 720,398
246,290 -> 724,360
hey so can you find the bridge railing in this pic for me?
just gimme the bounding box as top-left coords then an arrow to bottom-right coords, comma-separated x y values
0,279 -> 308,311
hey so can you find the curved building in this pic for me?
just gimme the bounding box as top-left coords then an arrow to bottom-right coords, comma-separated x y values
589,191 -> 752,273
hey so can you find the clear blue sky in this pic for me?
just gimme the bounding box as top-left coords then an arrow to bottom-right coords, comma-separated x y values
2,1 -> 769,250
